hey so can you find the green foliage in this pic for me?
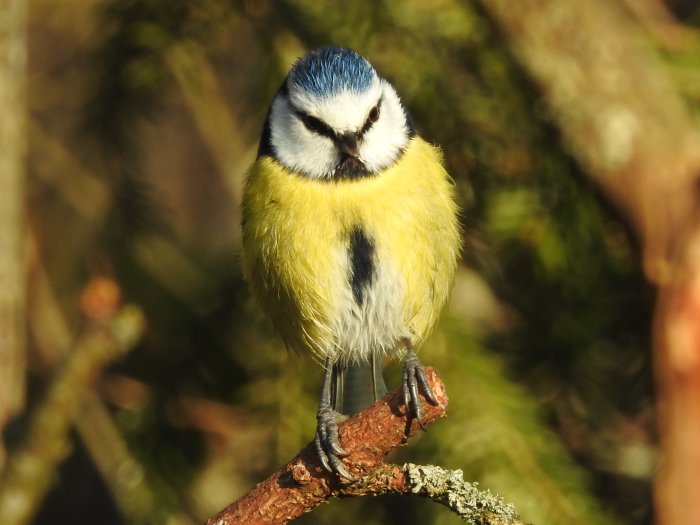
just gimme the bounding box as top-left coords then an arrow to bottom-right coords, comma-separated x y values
417,320 -> 622,525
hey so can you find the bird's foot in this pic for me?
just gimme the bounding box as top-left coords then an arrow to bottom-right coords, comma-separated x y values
402,348 -> 438,430
314,404 -> 354,481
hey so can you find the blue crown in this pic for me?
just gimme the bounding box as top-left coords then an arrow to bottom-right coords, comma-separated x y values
288,47 -> 376,97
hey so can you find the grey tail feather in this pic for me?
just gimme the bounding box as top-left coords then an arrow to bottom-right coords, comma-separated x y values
331,353 -> 388,416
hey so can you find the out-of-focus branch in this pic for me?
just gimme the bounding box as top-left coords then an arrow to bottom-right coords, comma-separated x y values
474,0 -> 700,282
31,117 -> 221,315
0,0 -> 29,471
27,253 -> 196,525
76,394 -> 196,525
473,2 -> 700,525
166,41 -> 250,247
0,305 -> 145,525
205,368 -> 522,525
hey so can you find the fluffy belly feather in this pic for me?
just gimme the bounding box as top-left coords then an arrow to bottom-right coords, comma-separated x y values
330,225 -> 409,364
241,137 -> 460,365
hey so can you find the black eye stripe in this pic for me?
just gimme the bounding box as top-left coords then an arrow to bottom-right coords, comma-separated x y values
292,96 -> 382,142
302,114 -> 322,131
295,111 -> 336,140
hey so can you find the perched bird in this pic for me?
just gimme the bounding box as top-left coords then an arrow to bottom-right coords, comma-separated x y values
241,46 -> 460,480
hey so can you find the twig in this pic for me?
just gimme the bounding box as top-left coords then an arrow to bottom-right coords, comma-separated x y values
205,368 -> 523,525
352,463 -> 524,525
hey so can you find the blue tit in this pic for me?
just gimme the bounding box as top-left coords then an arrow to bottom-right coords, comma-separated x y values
241,46 -> 460,480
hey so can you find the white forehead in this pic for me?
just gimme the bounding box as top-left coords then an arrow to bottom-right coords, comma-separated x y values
288,77 -> 383,132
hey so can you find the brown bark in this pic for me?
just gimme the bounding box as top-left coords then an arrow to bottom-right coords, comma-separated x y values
205,367 -> 448,525
473,1 -> 700,524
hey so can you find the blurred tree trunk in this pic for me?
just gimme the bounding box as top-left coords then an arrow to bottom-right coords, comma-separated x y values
473,1 -> 700,524
0,0 -> 28,470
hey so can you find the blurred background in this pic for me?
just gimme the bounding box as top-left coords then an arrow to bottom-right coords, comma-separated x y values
4,0 -> 700,524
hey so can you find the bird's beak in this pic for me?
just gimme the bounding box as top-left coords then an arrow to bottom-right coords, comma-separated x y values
338,133 -> 360,157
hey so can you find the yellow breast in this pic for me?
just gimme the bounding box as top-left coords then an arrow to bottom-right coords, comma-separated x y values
241,136 -> 460,362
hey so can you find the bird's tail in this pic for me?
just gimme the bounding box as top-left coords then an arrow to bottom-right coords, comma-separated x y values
332,354 -> 387,416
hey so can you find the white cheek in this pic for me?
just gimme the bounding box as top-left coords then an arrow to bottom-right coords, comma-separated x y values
359,83 -> 409,171
269,96 -> 338,179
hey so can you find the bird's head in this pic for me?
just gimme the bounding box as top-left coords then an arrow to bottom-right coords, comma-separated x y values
261,46 -> 414,180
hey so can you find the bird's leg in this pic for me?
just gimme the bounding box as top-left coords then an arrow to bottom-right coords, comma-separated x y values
314,361 -> 354,481
402,338 -> 438,430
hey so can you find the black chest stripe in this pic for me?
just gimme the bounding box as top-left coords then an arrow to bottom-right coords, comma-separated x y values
348,227 -> 375,306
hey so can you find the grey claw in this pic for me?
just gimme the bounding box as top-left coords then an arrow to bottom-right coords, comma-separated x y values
416,363 -> 438,405
315,405 -> 354,480
314,433 -> 332,472
402,349 -> 437,430
329,453 -> 355,481
402,374 -> 411,412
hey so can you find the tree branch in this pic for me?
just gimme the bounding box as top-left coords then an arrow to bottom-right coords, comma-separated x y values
205,368 -> 523,525
349,463 -> 523,525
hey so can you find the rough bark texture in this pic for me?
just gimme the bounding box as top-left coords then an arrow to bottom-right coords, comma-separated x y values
0,0 -> 28,470
474,1 -> 700,524
205,367 -> 449,525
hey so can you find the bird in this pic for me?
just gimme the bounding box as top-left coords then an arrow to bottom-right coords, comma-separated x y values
241,46 -> 460,480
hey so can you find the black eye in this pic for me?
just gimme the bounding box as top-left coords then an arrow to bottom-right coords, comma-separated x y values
368,105 -> 380,123
302,115 -> 324,133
